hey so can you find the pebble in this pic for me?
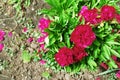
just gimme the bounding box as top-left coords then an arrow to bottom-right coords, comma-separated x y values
65,74 -> 70,80
28,47 -> 33,52
30,43 -> 38,49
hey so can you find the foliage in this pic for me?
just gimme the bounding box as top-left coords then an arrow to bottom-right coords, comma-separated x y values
0,59 -> 8,71
21,50 -> 41,63
41,71 -> 51,79
38,0 -> 120,73
8,0 -> 31,13
21,50 -> 31,63
108,72 -> 117,80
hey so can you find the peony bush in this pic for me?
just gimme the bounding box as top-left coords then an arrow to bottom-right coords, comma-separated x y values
37,0 -> 120,73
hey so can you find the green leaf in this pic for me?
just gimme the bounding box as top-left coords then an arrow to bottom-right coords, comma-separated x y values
108,60 -> 118,68
88,59 -> 97,67
8,0 -> 20,4
45,0 -> 61,11
93,48 -> 100,58
106,41 -> 120,45
96,34 -> 106,39
100,54 -> 107,61
40,9 -> 56,16
64,33 -> 71,48
93,40 -> 100,46
106,45 -> 120,58
72,64 -> 81,74
65,66 -> 71,72
102,45 -> 111,59
24,0 -> 31,7
109,48 -> 120,58
21,50 -> 31,63
58,42 -> 66,48
62,0 -> 75,9
80,64 -> 86,70
92,0 -> 100,8
48,34 -> 56,46
41,72 -> 50,79
59,11 -> 69,27
13,3 -> 21,12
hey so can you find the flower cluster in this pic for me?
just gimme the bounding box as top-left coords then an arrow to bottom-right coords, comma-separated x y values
55,47 -> 74,66
54,24 -> 96,66
55,47 -> 87,66
38,18 -> 51,33
70,25 -> 96,48
0,29 -> 13,52
79,5 -> 120,25
0,29 -> 5,52
39,3 -> 120,71
37,18 -> 51,51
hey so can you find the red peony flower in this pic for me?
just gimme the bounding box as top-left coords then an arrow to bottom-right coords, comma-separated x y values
79,7 -> 100,24
70,25 -> 96,48
100,62 -> 108,70
116,70 -> 120,79
38,18 -> 51,32
72,46 -> 88,62
78,6 -> 88,16
55,47 -> 74,67
115,14 -> 120,24
101,5 -> 116,21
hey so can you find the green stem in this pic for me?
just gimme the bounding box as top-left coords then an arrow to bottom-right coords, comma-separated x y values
96,69 -> 120,76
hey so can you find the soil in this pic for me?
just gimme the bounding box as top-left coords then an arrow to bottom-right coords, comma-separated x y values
0,0 -> 116,80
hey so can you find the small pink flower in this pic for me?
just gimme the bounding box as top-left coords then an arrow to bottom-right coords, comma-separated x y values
100,62 -> 108,70
38,18 -> 51,31
8,32 -> 12,37
0,29 -> 6,41
40,44 -> 45,50
41,31 -> 48,37
111,55 -> 117,61
27,37 -> 33,43
22,27 -> 27,33
0,43 -> 4,52
37,36 -> 45,43
40,60 -> 46,65
96,77 -> 101,80
116,70 -> 120,79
